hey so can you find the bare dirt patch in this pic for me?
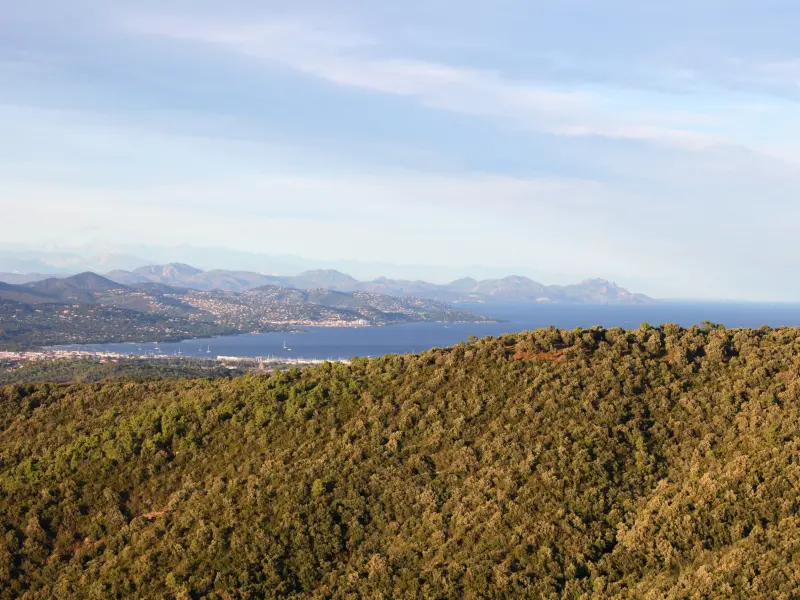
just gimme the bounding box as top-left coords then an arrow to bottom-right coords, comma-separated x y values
142,509 -> 172,520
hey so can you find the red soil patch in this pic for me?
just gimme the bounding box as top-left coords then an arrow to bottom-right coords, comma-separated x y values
142,509 -> 172,520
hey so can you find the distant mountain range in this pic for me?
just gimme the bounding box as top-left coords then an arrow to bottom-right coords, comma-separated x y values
0,272 -> 493,349
95,263 -> 654,305
0,245 -> 568,284
106,263 -> 282,293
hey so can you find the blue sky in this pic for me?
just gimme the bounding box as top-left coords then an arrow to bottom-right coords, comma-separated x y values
2,1 -> 800,299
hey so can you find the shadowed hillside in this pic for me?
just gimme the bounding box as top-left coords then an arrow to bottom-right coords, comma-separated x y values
2,324 -> 800,597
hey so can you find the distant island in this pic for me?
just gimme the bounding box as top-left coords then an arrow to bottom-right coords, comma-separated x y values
0,272 -> 494,349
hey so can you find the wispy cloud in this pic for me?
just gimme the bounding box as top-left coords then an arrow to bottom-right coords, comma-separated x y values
125,15 -> 733,151
4,1 -> 800,300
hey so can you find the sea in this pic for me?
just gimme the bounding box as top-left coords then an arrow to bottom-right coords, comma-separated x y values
51,302 -> 800,360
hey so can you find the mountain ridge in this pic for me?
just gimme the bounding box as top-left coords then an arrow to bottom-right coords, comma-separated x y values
98,263 -> 653,304
0,272 -> 494,348
0,272 -> 127,304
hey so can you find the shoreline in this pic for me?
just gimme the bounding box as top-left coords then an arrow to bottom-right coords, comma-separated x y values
3,317 -> 498,354
0,349 -> 352,366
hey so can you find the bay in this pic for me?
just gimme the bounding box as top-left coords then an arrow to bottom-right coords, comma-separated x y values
52,301 -> 800,360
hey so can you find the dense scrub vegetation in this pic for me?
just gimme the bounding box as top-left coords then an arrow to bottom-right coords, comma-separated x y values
0,358 -> 247,385
2,324 -> 800,598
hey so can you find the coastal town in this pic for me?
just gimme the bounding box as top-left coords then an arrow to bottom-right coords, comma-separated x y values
0,274 -> 490,350
176,288 -> 456,330
0,349 -> 351,369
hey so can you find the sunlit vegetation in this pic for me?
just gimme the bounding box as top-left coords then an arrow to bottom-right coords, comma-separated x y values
2,323 -> 800,597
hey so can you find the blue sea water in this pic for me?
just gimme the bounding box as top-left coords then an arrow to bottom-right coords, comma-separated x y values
53,302 -> 800,360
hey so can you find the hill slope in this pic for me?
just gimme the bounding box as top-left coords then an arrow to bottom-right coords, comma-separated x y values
1,324 -> 799,597
0,273 -> 126,304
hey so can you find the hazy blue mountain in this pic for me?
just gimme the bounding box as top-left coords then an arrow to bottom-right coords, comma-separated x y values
447,277 -> 480,293
3,243 -> 575,285
464,275 -> 549,300
135,262 -> 203,280
547,279 -> 653,305
20,273 -> 128,304
351,277 -> 457,301
0,274 -> 188,311
106,265 -> 363,294
289,269 -> 360,291
198,270 -> 284,291
1,246 -> 655,301
104,264 -> 654,304
109,243 -> 559,283
107,264 -> 280,292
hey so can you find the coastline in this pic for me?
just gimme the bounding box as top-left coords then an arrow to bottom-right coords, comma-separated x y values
0,349 -> 352,367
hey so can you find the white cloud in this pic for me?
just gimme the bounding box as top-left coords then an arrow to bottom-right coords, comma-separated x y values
124,15 -> 734,151
0,169 -> 667,276
4,98 -> 800,300
8,142 -> 798,301
5,5 -> 800,300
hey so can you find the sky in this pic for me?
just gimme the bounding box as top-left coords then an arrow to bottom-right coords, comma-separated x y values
2,1 -> 800,300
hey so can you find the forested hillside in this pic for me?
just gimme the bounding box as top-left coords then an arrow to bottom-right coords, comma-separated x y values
2,324 -> 800,598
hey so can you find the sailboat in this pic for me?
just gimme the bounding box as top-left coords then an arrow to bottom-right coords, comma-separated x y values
283,341 -> 291,351
206,345 -> 211,354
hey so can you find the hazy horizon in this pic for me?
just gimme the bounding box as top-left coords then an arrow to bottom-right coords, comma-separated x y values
0,241 -> 655,289
3,2 -> 800,300
0,241 -> 793,303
